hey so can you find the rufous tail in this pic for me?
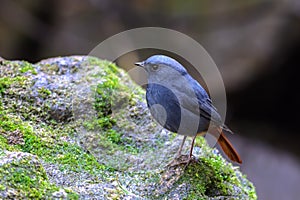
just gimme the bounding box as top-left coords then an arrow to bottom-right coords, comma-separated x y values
211,127 -> 242,164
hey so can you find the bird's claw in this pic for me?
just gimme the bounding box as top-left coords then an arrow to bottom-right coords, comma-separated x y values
166,154 -> 197,170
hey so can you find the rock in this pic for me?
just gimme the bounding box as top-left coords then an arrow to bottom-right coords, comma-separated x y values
0,56 -> 257,199
0,151 -> 75,199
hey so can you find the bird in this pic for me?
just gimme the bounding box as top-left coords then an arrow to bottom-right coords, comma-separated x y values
135,55 -> 242,164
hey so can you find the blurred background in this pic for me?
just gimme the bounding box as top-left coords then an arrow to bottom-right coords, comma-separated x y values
1,0 -> 299,199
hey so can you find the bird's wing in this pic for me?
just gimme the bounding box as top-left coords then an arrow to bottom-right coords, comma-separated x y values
178,76 -> 223,126
180,92 -> 222,125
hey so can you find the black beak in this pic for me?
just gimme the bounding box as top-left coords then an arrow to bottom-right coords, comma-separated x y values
135,62 -> 144,67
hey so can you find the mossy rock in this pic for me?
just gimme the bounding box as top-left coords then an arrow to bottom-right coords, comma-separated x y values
0,56 -> 257,199
0,151 -> 78,199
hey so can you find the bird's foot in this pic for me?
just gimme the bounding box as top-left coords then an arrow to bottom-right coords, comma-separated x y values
166,154 -> 197,170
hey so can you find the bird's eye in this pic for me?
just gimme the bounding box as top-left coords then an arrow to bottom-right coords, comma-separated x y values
151,65 -> 159,71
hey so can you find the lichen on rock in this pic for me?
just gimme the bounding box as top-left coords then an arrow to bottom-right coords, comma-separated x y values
0,56 -> 257,199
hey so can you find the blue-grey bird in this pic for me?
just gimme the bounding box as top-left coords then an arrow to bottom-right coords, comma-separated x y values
135,55 -> 242,164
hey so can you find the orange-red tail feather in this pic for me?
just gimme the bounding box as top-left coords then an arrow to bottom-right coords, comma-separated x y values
211,127 -> 242,164
218,131 -> 242,164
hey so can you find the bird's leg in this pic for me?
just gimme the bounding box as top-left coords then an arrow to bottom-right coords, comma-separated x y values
175,136 -> 187,157
189,135 -> 196,159
166,135 -> 198,169
166,136 -> 187,167
181,135 -> 197,170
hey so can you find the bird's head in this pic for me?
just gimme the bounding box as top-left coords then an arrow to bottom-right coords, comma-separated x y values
135,55 -> 187,82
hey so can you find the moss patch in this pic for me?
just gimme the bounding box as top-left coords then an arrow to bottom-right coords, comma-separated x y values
0,110 -> 107,175
0,151 -> 78,199
152,137 -> 256,199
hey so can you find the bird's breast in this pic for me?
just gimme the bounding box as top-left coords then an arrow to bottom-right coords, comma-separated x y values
146,84 -> 181,133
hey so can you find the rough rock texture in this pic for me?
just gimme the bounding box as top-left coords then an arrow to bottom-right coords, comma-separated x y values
0,56 -> 257,199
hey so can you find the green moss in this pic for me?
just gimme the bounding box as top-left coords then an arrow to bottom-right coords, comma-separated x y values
169,137 -> 257,199
0,109 -> 107,175
104,129 -> 139,154
246,180 -> 257,200
0,76 -> 27,94
0,153 -> 78,199
19,61 -> 37,75
93,63 -> 120,123
0,60 -> 37,76
105,129 -> 122,144
37,87 -> 52,98
84,58 -> 141,154
0,134 -> 19,152
180,160 -> 234,198
0,184 -> 5,191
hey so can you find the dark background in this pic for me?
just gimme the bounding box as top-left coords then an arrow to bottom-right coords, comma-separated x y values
1,0 -> 299,199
